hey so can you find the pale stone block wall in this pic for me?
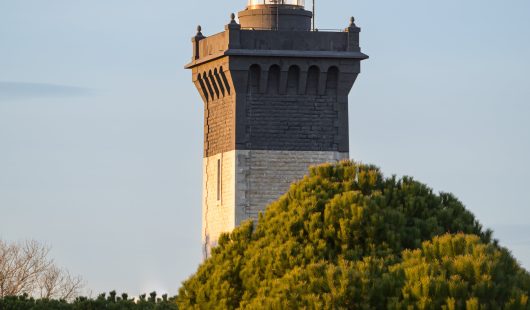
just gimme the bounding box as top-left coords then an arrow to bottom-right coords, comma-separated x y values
202,151 -> 236,257
234,150 -> 348,226
202,150 -> 348,258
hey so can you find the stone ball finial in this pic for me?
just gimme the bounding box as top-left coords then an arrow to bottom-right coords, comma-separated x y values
229,13 -> 238,25
348,16 -> 358,29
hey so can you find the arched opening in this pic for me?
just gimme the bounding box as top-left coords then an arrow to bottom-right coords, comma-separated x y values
306,65 -> 320,95
214,68 -> 225,97
197,73 -> 209,102
202,72 -> 215,100
248,64 -> 261,94
326,66 -> 339,96
287,65 -> 300,95
208,70 -> 220,99
219,66 -> 231,95
267,65 -> 281,95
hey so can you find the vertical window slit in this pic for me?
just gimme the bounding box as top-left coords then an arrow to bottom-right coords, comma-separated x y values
217,159 -> 221,201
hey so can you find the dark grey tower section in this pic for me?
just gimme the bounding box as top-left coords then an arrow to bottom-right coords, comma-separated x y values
186,0 -> 368,257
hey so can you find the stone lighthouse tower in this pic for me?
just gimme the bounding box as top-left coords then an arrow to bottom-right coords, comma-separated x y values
185,0 -> 368,257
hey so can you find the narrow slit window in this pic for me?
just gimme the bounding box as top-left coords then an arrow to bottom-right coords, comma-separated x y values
217,159 -> 221,201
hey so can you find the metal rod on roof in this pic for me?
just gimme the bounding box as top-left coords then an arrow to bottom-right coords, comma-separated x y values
277,2 -> 279,30
312,0 -> 315,31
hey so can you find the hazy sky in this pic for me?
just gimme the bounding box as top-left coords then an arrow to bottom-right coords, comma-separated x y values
1,0 -> 529,297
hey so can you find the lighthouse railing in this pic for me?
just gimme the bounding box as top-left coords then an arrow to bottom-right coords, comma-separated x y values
247,0 -> 305,8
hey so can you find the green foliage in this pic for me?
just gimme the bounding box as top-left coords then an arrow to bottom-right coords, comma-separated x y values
393,234 -> 530,309
0,291 -> 178,310
177,161 -> 530,309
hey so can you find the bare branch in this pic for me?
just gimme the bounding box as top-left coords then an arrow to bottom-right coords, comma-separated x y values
0,239 -> 84,301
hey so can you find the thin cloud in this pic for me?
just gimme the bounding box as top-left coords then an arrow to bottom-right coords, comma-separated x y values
0,81 -> 93,101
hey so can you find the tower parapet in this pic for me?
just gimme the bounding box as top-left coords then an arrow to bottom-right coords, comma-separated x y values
186,2 -> 368,258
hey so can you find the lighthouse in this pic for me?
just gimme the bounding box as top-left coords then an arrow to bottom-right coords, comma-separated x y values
185,0 -> 368,257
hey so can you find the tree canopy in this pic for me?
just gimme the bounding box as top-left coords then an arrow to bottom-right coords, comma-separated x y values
0,291 -> 178,309
177,161 -> 530,309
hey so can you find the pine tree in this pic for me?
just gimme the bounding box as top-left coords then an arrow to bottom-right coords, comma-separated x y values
177,161 -> 530,309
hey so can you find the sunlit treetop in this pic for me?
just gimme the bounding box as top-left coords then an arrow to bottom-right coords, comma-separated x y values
177,161 -> 530,309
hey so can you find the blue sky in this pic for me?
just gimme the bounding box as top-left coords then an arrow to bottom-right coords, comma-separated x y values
1,0 -> 529,296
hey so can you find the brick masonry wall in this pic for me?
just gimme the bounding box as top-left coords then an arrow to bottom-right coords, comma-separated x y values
244,94 -> 345,152
204,95 -> 235,158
